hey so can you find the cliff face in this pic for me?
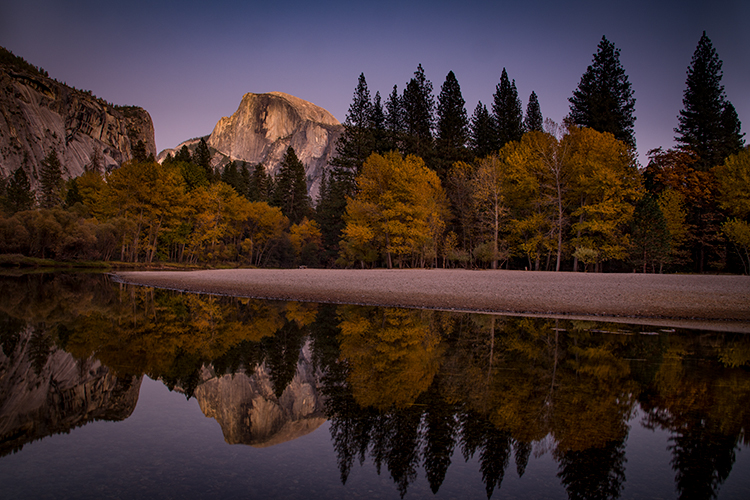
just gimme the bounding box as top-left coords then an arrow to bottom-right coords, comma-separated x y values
160,92 -> 343,201
194,340 -> 326,447
0,48 -> 156,184
0,325 -> 142,456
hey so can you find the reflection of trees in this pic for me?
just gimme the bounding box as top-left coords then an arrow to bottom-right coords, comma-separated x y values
337,306 -> 445,409
4,274 -> 750,498
639,335 -> 750,500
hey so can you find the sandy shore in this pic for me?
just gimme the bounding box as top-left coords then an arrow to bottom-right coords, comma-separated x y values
113,269 -> 750,332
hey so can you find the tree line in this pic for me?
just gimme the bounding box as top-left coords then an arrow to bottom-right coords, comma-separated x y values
1,32 -> 747,272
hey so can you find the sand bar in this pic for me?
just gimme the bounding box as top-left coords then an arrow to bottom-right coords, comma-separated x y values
114,269 -> 750,332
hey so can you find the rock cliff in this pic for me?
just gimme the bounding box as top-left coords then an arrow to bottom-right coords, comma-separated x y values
0,47 -> 156,185
0,324 -> 142,456
193,340 -> 326,447
159,92 -> 343,201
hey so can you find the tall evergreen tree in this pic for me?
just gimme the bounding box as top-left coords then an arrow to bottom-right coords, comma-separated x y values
402,64 -> 435,161
330,73 -> 376,186
384,84 -> 405,152
469,101 -> 495,158
39,149 -> 64,208
523,91 -> 543,132
248,163 -> 270,202
174,145 -> 192,163
370,91 -> 388,153
492,68 -> 524,148
675,31 -> 744,171
4,166 -> 35,213
272,147 -> 311,225
435,70 -> 470,179
193,138 -> 213,180
569,36 -> 636,147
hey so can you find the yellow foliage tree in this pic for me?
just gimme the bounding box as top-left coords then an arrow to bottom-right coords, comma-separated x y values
341,151 -> 449,269
565,127 -> 641,270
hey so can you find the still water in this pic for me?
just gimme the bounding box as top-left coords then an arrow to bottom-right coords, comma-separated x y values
1,273 -> 749,499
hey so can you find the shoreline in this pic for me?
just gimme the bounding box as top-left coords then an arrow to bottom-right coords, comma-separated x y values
113,269 -> 750,333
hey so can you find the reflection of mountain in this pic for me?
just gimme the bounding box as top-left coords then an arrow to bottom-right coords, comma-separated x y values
194,340 -> 325,447
0,325 -> 142,456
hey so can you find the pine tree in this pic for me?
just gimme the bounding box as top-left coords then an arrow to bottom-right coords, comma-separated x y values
248,163 -> 270,202
384,84 -> 405,152
675,31 -> 744,171
330,73 -> 376,183
492,68 -> 524,148
39,149 -> 64,208
370,91 -> 388,153
272,147 -> 311,225
402,64 -> 435,161
469,102 -> 495,159
174,145 -> 192,163
193,138 -> 213,180
4,166 -> 35,213
569,36 -> 636,147
523,91 -> 543,132
435,70 -> 470,179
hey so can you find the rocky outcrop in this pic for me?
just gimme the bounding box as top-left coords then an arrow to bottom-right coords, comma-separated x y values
194,340 -> 326,447
0,325 -> 142,456
159,92 -> 343,201
0,47 -> 156,185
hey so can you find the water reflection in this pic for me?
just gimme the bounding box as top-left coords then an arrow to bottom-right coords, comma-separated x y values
1,273 -> 749,499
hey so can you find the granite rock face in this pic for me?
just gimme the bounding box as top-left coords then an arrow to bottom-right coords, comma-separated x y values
160,92 -> 343,202
0,49 -> 156,184
194,340 -> 326,447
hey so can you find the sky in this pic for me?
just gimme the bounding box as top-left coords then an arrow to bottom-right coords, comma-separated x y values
1,0 -> 747,165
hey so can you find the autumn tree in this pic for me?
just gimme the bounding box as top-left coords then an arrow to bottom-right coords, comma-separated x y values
104,160 -> 188,262
569,36 -> 636,147
492,68 -> 524,148
565,127 -> 641,271
272,146 -> 312,225
341,151 -> 449,269
715,147 -> 750,272
472,155 -> 509,269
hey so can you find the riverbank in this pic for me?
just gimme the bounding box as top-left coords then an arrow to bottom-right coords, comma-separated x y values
114,269 -> 750,332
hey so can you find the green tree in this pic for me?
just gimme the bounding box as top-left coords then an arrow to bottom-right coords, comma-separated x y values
492,68 -> 524,148
384,84 -> 405,152
402,64 -> 435,161
4,167 -> 35,213
524,91 -> 543,132
330,73 -> 376,182
628,194 -> 671,272
271,147 -> 312,225
435,70 -> 470,179
193,138 -> 213,180
569,36 -> 636,147
675,32 -> 745,171
39,149 -> 64,209
469,101 -> 495,159
248,163 -> 270,202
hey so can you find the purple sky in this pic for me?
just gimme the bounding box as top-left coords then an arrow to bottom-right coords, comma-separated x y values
2,0 -> 747,165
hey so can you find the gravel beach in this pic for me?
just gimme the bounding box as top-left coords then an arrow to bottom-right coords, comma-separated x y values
114,269 -> 750,332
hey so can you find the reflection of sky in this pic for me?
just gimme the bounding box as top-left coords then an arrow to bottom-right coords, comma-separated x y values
2,376 -> 749,499
1,1 -> 747,166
